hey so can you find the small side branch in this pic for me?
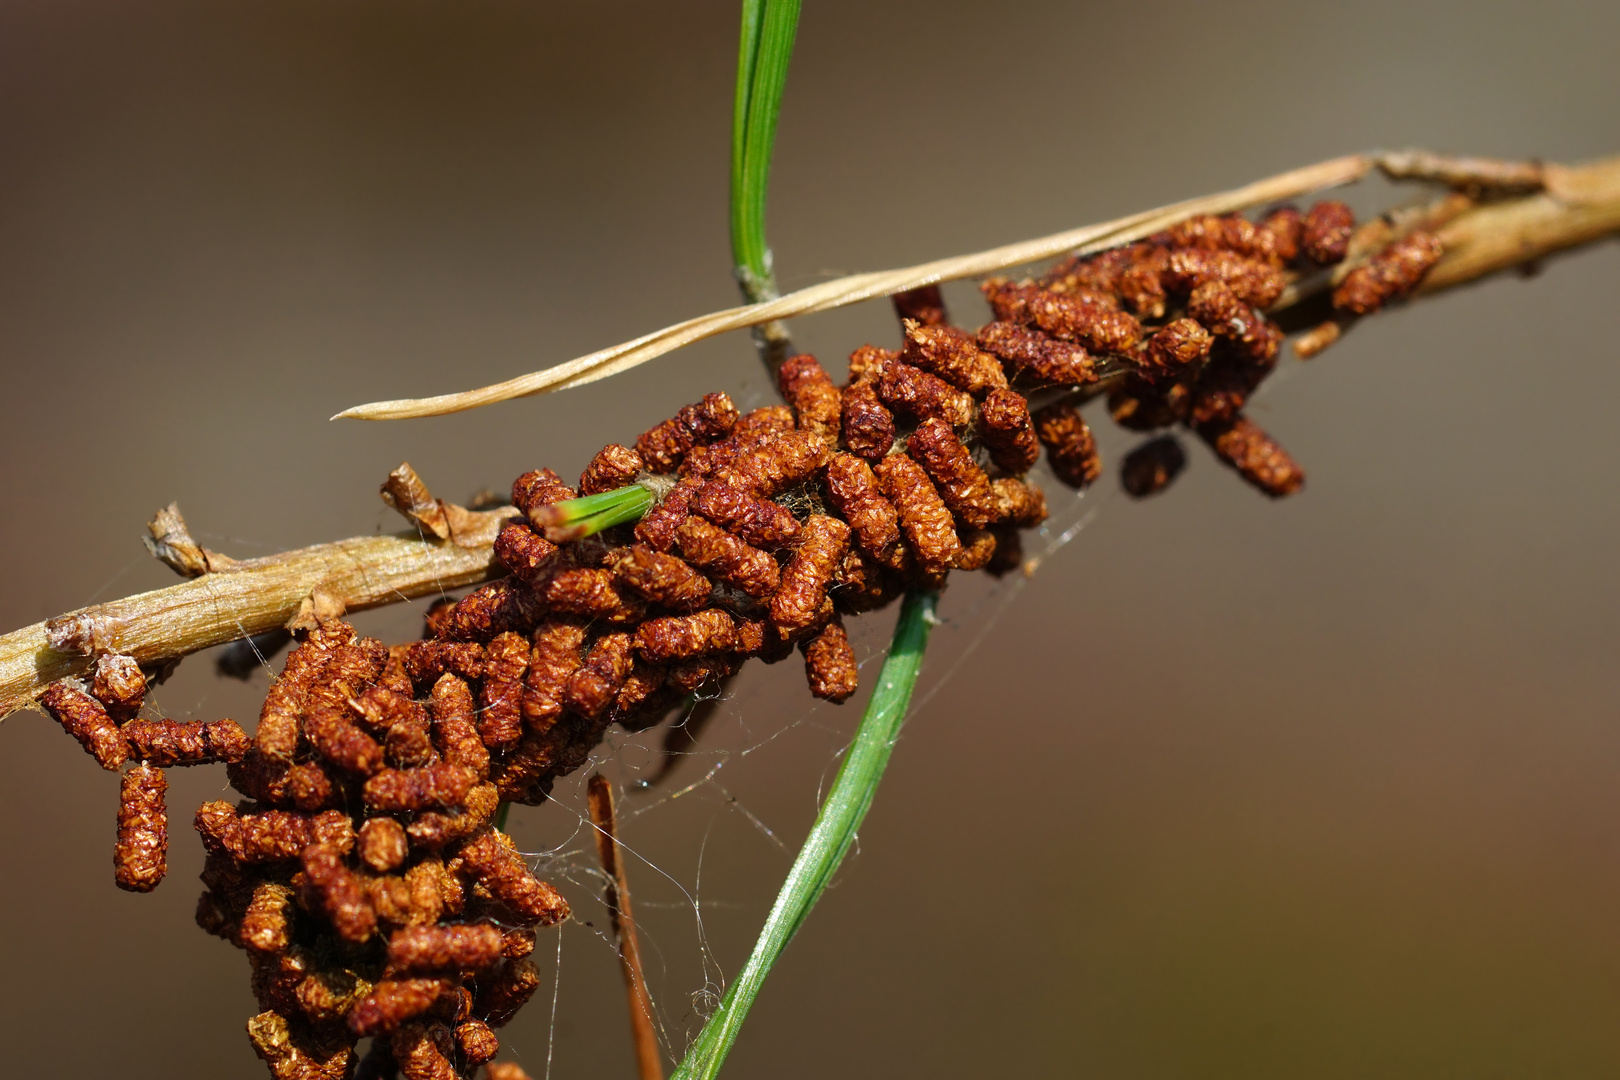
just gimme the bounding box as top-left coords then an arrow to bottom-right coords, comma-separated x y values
0,508 -> 509,717
587,773 -> 663,1080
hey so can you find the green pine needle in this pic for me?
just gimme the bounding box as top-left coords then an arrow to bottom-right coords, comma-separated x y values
531,483 -> 655,541
670,589 -> 939,1080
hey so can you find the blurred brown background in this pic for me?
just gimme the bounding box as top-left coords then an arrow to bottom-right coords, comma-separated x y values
2,1 -> 1618,1076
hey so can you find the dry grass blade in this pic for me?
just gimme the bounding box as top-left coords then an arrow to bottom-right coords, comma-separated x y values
334,155 -> 1372,420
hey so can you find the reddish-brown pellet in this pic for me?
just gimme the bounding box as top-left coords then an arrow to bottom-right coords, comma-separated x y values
635,392 -> 740,473
252,641 -> 325,761
475,959 -> 542,1029
691,478 -> 801,549
877,359 -> 976,428
605,544 -> 713,611
1302,200 -> 1355,264
578,444 -> 644,495
564,633 -> 635,719
1163,248 -> 1286,307
239,883 -> 298,955
522,619 -> 587,732
455,1020 -> 500,1066
975,321 -> 1096,385
1188,348 -> 1276,426
874,455 -> 961,573
348,978 -> 452,1037
477,632 -> 528,753
437,579 -> 546,644
303,693 -> 386,777
1200,416 -> 1306,497
114,763 -> 167,892
1140,318 -> 1214,381
40,682 -> 128,770
359,817 -> 408,873
633,475 -> 703,551
295,965 -> 370,1028
674,516 -> 780,597
511,468 -> 576,517
391,1020 -> 457,1080
227,752 -> 336,812
610,660 -> 671,724
824,453 -> 902,566
1168,214 -> 1281,262
907,417 -> 998,528
247,1009 -> 355,1080
197,803 -> 354,863
363,764 -> 478,812
634,609 -> 738,663
123,717 -> 251,767
1261,206 -> 1304,263
777,353 -> 843,448
1035,401 -> 1102,488
542,568 -> 644,624
1112,244 -> 1171,318
1185,280 -> 1279,359
953,528 -> 998,571
1121,436 -> 1188,498
845,344 -> 897,386
493,521 -> 558,583
407,782 -> 500,850
984,280 -> 1144,354
839,379 -> 897,461
1333,231 -> 1444,315
900,319 -> 1008,396
367,867 -> 444,930
428,675 -> 490,780
299,841 -> 376,944
458,830 -> 569,927
385,924 -> 505,975
771,515 -> 852,634
976,388 -> 1041,474
989,477 -> 1049,527
720,428 -> 830,497
801,620 -> 858,703
891,283 -> 948,326
90,652 -> 146,722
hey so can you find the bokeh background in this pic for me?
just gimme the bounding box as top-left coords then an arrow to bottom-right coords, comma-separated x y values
2,1 -> 1618,1077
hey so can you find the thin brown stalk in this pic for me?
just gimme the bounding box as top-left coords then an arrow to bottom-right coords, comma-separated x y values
3,150 -> 1616,719
0,490 -> 507,718
587,773 -> 663,1080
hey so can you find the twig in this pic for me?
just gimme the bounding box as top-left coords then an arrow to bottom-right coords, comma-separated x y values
5,152 -> 1616,718
0,503 -> 508,717
587,774 -> 663,1080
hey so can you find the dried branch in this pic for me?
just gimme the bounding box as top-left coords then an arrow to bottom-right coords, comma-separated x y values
587,774 -> 663,1080
0,490 -> 508,718
335,151 -> 1620,422
4,150 -> 1616,718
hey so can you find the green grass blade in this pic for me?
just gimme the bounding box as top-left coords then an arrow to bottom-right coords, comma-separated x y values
731,0 -> 765,267
730,0 -> 802,297
670,589 -> 939,1080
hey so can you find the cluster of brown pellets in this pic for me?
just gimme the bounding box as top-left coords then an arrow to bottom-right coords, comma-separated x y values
198,620 -> 570,1080
41,621 -> 568,1079
981,200 -> 1442,498
34,202 -> 1444,1079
